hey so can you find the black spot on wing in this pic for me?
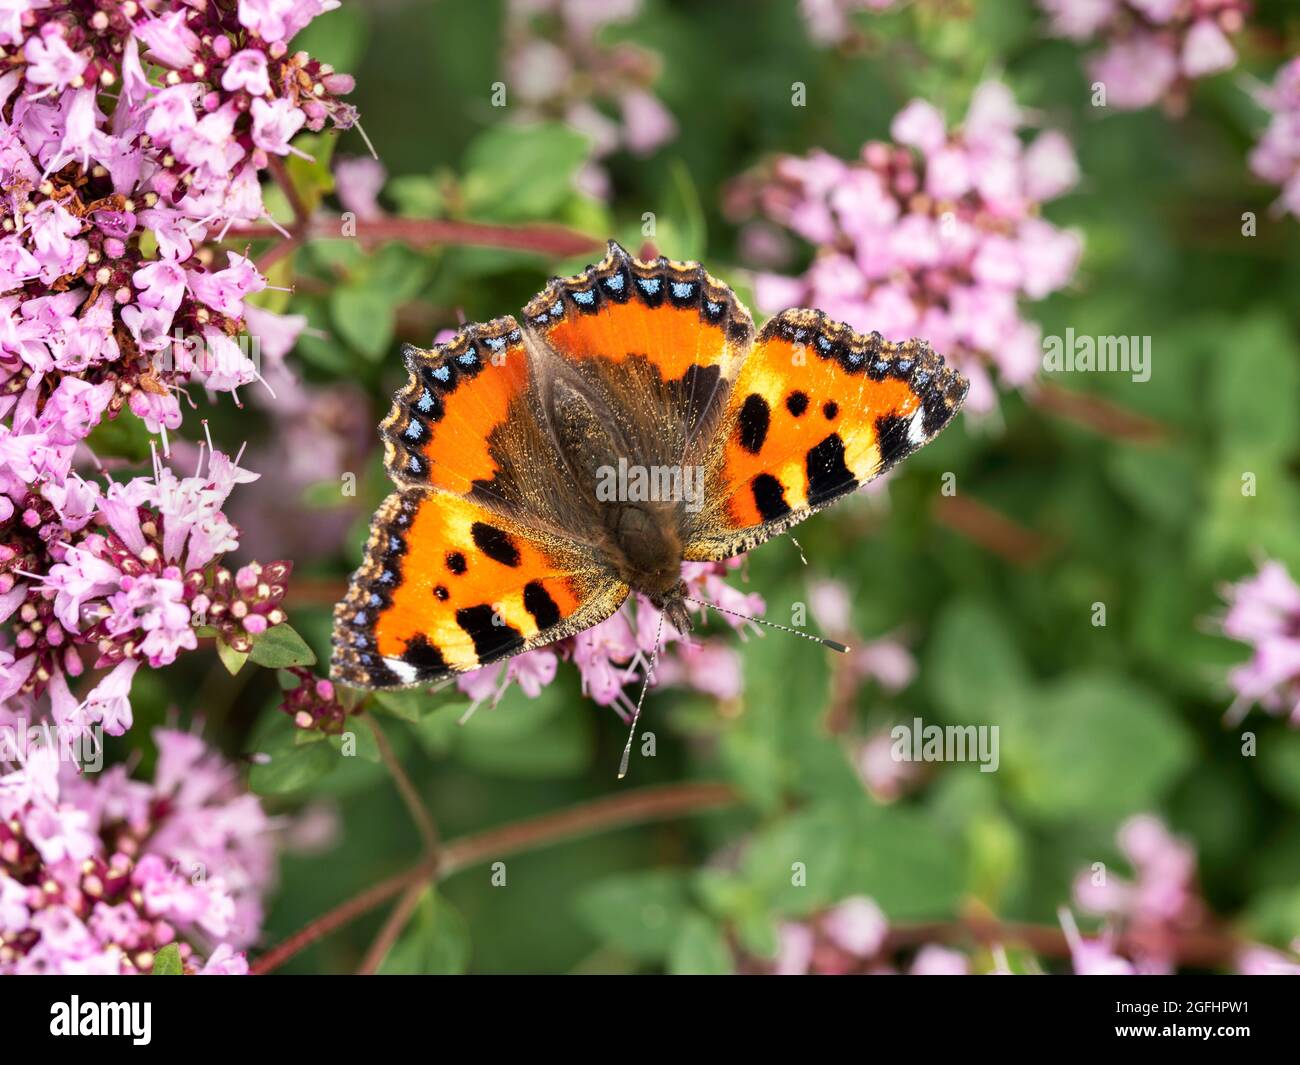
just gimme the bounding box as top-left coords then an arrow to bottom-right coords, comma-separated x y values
523,581 -> 562,630
752,473 -> 791,521
401,634 -> 448,677
455,604 -> 524,661
806,433 -> 856,506
785,391 -> 809,417
737,394 -> 770,455
445,551 -> 467,575
822,400 -> 839,420
471,522 -> 521,567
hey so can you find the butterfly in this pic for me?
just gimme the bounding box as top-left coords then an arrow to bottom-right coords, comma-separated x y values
330,241 -> 968,691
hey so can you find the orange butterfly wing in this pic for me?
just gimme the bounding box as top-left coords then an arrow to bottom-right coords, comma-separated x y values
331,490 -> 627,688
522,242 -> 754,469
684,309 -> 969,559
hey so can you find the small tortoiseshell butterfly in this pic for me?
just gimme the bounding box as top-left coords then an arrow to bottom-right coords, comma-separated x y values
331,241 -> 967,690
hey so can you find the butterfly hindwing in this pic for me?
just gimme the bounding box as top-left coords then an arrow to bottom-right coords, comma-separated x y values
331,489 -> 628,689
683,309 -> 968,560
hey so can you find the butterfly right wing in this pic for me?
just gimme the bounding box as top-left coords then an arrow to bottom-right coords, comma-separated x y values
682,309 -> 968,560
331,489 -> 628,689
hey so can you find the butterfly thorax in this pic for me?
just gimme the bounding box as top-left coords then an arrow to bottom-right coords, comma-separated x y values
541,369 -> 693,627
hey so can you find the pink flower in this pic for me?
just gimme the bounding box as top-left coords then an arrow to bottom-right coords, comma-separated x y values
1182,19 -> 1236,78
773,922 -> 815,975
334,156 -> 387,220
80,660 -> 140,735
909,944 -> 970,975
1250,58 -> 1300,219
221,49 -> 272,96
620,90 -> 678,155
822,896 -> 888,956
741,81 -> 1081,410
890,99 -> 947,155
1022,130 -> 1080,202
23,26 -> 86,92
250,96 -> 306,155
1219,559 -> 1300,722
1047,1 -> 1248,111
186,252 -> 265,317
133,10 -> 200,70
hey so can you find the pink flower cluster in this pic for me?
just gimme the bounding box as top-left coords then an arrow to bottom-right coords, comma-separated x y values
1038,0 -> 1248,111
1218,558 -> 1300,724
280,665 -> 348,734
0,727 -> 274,974
503,0 -> 677,199
0,0 -> 349,437
1071,813 -> 1203,973
1066,813 -> 1300,975
2,444 -> 289,741
457,560 -> 764,717
1249,57 -> 1300,219
739,83 -> 1082,411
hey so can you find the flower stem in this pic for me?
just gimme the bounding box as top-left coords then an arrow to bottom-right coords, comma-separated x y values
366,714 -> 439,856
251,780 -> 738,975
222,216 -> 604,258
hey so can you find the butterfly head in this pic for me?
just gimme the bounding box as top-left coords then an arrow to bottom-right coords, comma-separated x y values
647,580 -> 693,637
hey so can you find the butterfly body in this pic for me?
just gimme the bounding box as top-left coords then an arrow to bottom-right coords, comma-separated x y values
331,242 -> 967,690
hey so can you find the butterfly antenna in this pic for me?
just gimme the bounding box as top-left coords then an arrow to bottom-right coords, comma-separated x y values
681,595 -> 849,653
618,608 -> 665,780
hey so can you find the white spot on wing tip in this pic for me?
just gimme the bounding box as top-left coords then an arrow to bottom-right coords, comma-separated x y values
383,657 -> 419,683
906,407 -> 928,448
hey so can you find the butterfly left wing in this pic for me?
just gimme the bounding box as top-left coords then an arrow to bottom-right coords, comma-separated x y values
683,308 -> 968,560
332,489 -> 628,689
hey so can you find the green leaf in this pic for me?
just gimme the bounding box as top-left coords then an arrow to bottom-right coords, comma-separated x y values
249,728 -> 337,795
288,4 -> 369,71
451,682 -> 592,779
1210,309 -> 1300,461
387,174 -> 445,217
925,597 -> 1032,728
84,412 -> 155,463
151,943 -> 183,975
249,624 -> 318,669
573,871 -> 694,961
378,890 -> 471,975
373,687 -> 461,722
330,283 -> 397,360
461,123 -> 590,222
284,132 -> 338,216
741,801 -> 968,920
215,637 -> 249,676
1009,673 -> 1194,823
667,914 -> 735,975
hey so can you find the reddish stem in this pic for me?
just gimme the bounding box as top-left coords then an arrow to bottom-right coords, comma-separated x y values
222,215 -> 604,258
251,781 -> 738,975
